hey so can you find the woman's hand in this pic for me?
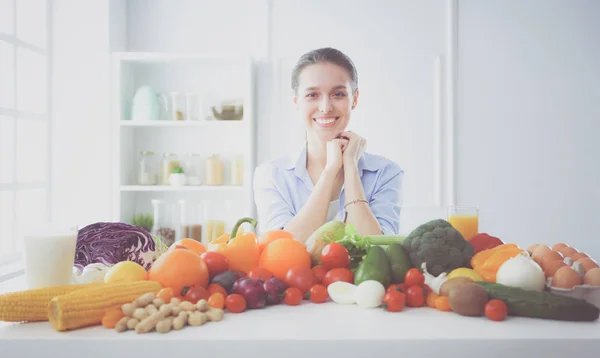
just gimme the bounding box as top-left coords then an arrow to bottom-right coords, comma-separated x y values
340,131 -> 366,169
324,138 -> 348,175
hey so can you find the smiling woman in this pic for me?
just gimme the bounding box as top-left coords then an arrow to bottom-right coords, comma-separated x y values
253,47 -> 404,243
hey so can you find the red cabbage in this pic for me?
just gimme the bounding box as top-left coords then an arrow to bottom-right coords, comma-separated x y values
75,222 -> 165,270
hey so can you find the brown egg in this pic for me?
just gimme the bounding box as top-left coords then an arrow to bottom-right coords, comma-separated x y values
552,266 -> 583,289
543,260 -> 567,278
583,268 -> 600,286
541,250 -> 564,269
576,257 -> 599,273
552,243 -> 568,251
532,245 -> 552,265
570,252 -> 589,262
557,246 -> 578,258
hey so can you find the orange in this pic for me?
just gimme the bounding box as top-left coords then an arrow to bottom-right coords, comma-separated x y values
258,230 -> 295,255
169,239 -> 207,255
148,248 -> 209,297
258,238 -> 311,280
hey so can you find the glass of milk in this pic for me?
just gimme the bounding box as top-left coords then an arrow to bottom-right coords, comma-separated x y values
23,225 -> 78,289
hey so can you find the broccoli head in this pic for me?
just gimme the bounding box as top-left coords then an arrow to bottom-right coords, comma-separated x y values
402,219 -> 475,277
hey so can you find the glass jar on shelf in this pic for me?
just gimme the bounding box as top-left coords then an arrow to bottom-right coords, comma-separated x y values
179,200 -> 203,243
138,151 -> 157,185
161,153 -> 180,185
170,92 -> 185,121
151,199 -> 176,247
205,154 -> 224,186
202,200 -> 225,246
230,154 -> 244,186
184,153 -> 202,185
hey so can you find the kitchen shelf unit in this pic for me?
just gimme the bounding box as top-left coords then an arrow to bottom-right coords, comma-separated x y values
110,52 -> 257,241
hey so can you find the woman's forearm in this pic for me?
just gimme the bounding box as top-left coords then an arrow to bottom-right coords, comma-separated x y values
284,170 -> 337,243
343,165 -> 382,235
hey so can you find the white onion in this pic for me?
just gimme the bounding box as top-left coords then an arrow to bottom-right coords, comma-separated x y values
496,253 -> 546,292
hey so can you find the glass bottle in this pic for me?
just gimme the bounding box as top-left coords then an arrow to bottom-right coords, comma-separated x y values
151,199 -> 176,247
138,151 -> 157,185
161,153 -> 180,185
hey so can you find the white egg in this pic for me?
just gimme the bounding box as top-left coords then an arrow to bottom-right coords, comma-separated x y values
354,280 -> 386,308
327,281 -> 358,305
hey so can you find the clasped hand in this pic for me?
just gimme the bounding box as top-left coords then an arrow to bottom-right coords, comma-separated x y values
324,131 -> 366,174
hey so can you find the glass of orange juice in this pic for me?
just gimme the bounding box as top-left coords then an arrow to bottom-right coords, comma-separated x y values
447,206 -> 479,240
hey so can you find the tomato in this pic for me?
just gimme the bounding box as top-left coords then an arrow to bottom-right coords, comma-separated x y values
183,285 -> 209,304
207,292 -> 225,309
207,283 -> 228,297
308,284 -> 329,303
383,290 -> 405,312
386,284 -> 404,294
156,288 -> 174,303
284,287 -> 303,306
248,267 -> 274,281
225,294 -> 247,313
404,268 -> 425,287
485,299 -> 508,321
321,268 -> 354,287
320,243 -> 351,269
311,265 -> 328,284
285,266 -> 318,294
405,285 -> 426,307
200,251 -> 229,279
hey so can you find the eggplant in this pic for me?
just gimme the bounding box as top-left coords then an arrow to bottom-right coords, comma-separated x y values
263,277 -> 288,305
232,277 -> 267,309
211,271 -> 245,294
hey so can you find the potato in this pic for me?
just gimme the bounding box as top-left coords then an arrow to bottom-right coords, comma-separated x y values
439,277 -> 473,296
448,283 -> 489,316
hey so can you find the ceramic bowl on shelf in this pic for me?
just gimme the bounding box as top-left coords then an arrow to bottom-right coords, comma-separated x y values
211,101 -> 243,121
168,173 -> 187,186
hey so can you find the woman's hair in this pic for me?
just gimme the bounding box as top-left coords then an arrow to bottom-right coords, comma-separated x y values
291,47 -> 358,95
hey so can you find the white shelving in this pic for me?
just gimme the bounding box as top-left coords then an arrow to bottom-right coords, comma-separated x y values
110,52 -> 257,238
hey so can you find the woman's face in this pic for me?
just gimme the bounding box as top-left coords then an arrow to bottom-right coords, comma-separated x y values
294,62 -> 358,142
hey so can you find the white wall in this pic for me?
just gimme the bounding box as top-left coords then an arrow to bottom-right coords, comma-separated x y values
457,0 -> 600,258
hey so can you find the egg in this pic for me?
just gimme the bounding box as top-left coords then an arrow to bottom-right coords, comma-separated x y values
570,252 -> 589,262
583,268 -> 600,286
552,266 -> 583,289
540,250 -> 564,270
575,257 -> 599,273
527,244 -> 541,255
552,243 -> 568,251
531,245 -> 552,265
543,260 -> 567,278
557,246 -> 578,258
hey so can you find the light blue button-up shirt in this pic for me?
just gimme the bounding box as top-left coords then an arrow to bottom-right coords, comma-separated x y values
253,142 -> 404,235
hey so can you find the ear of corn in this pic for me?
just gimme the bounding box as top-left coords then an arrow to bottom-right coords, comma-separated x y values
0,283 -> 100,323
48,280 -> 162,332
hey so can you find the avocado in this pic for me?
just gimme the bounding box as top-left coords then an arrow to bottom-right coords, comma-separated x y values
354,246 -> 392,287
385,243 -> 412,283
476,282 -> 599,322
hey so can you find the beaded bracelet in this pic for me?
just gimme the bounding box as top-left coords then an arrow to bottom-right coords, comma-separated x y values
344,199 -> 369,210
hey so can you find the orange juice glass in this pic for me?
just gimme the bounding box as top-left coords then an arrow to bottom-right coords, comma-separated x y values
447,206 -> 479,240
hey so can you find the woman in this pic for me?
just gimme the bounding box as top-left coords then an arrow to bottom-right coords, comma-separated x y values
253,47 -> 404,243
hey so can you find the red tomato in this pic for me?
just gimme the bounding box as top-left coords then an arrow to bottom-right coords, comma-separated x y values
404,268 -> 425,287
308,284 -> 329,303
311,265 -> 328,284
383,290 -> 406,312
285,266 -> 318,294
321,268 -> 354,287
248,267 -> 274,281
225,294 -> 246,313
320,243 -> 351,269
485,299 -> 508,322
200,251 -> 229,279
386,284 -> 404,294
284,287 -> 303,306
183,285 -> 209,304
405,285 -> 426,307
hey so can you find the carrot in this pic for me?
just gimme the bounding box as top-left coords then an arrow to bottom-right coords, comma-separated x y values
102,307 -> 125,329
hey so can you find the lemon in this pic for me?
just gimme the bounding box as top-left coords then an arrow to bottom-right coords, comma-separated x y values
447,268 -> 483,281
104,261 -> 148,283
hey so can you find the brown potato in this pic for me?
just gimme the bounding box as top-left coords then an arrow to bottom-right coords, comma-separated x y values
448,283 -> 489,316
439,277 -> 473,296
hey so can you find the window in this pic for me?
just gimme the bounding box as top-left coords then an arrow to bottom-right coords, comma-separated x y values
0,0 -> 50,265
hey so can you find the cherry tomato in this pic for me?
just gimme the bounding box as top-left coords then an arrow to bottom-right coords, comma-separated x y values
200,251 -> 229,279
308,284 -> 329,303
485,299 -> 508,321
321,268 -> 354,287
183,285 -> 209,304
156,288 -> 174,303
248,267 -> 274,281
383,290 -> 406,312
208,292 -> 225,309
225,294 -> 247,313
285,267 -> 318,294
404,268 -> 425,287
386,284 -> 404,294
405,285 -> 426,307
311,265 -> 328,284
284,287 -> 303,306
207,283 -> 228,297
321,243 -> 351,270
